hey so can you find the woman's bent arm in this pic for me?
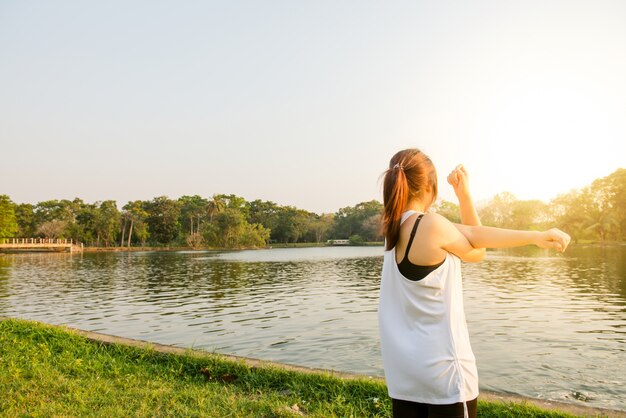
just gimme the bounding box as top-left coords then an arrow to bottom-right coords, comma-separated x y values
426,213 -> 486,262
447,164 -> 481,227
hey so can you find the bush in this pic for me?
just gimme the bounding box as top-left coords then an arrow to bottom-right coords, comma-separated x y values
348,235 -> 364,246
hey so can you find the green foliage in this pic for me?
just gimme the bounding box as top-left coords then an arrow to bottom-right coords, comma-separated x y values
479,193 -> 549,230
122,200 -> 150,246
246,200 -> 329,244
33,199 -> 71,225
202,208 -> 270,248
332,200 -> 383,241
178,195 -> 209,236
472,168 -> 626,243
272,207 -> 311,243
246,199 -> 281,232
14,203 -> 35,236
94,200 -> 120,247
348,234 -> 365,246
0,195 -> 18,238
145,196 -> 182,245
206,194 -> 226,223
309,213 -> 334,243
2,167 -> 623,247
479,192 -> 518,227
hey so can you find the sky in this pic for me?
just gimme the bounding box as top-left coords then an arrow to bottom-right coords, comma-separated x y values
1,1 -> 625,214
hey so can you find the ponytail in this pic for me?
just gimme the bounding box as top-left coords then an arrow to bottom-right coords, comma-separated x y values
381,149 -> 437,251
383,165 -> 409,250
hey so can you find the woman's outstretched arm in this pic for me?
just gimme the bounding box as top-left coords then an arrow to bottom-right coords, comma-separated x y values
445,163 -> 570,253
455,224 -> 571,252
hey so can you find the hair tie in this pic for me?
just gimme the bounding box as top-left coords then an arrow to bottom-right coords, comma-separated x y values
393,163 -> 404,170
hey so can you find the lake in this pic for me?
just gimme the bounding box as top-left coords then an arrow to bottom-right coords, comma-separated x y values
0,245 -> 624,410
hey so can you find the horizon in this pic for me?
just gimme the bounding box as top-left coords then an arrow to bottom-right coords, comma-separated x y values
3,163 -> 621,215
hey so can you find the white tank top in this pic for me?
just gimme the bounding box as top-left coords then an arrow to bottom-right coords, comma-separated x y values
378,211 -> 478,410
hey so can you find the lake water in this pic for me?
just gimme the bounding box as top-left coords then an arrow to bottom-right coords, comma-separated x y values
0,246 -> 624,411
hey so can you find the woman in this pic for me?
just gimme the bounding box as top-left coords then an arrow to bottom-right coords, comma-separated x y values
378,148 -> 570,418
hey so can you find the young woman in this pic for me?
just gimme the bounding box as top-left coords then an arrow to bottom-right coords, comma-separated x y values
378,148 -> 570,418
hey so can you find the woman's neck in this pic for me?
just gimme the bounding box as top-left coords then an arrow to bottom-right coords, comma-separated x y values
405,198 -> 430,214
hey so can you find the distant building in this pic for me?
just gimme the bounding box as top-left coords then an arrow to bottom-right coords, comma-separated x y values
327,239 -> 350,246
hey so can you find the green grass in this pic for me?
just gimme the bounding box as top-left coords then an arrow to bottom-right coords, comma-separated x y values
0,318 -> 578,417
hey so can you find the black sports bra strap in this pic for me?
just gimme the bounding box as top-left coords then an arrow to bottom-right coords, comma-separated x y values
403,214 -> 424,261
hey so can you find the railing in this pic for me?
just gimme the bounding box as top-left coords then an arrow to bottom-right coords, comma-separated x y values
0,238 -> 75,245
0,238 -> 83,252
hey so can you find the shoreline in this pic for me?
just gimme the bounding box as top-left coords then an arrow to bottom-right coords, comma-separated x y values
2,240 -> 623,255
2,317 -> 623,417
2,240 -> 622,255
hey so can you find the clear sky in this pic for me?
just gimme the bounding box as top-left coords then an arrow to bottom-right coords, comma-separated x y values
1,1 -> 625,214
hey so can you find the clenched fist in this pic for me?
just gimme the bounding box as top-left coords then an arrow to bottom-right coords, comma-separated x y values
447,164 -> 471,198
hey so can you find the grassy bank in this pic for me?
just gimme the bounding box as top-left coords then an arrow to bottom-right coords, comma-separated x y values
0,318 -> 581,418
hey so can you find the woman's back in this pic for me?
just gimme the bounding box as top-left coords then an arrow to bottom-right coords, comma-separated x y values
378,210 -> 479,405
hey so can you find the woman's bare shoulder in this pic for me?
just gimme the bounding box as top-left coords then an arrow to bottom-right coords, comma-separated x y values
403,212 -> 450,264
420,212 -> 453,231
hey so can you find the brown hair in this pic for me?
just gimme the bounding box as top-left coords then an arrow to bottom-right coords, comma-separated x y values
382,149 -> 438,250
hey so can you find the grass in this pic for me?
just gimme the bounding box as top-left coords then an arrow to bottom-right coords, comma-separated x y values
0,318 -> 579,418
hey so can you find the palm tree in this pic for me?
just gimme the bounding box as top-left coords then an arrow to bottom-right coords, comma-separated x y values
206,195 -> 225,223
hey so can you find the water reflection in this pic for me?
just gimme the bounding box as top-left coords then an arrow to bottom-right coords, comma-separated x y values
462,247 -> 625,409
1,246 -> 624,411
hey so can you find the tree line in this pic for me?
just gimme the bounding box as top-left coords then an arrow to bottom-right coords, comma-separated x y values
0,168 -> 623,247
0,194 -> 383,248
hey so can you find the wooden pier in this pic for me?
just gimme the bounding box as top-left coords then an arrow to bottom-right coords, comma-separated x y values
0,238 -> 83,253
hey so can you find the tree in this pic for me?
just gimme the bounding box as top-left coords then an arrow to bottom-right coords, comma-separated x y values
202,208 -> 269,248
145,196 -> 181,245
71,201 -> 98,246
33,200 -> 72,226
239,222 -> 271,247
331,200 -> 383,240
122,201 -> 149,246
550,190 -> 589,243
246,199 -> 281,231
584,210 -> 620,241
206,195 -> 226,223
479,192 -> 517,227
37,220 -> 67,239
58,198 -> 99,245
549,168 -> 626,242
309,213 -> 334,243
272,207 -> 310,243
179,195 -> 209,236
0,195 -> 18,238
508,200 -> 549,230
14,203 -> 35,237
94,200 -> 120,247
361,213 -> 383,242
217,194 -> 248,212
590,168 -> 626,240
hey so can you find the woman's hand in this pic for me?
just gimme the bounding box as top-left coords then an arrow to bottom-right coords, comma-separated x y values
535,228 -> 571,252
447,164 -> 471,198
